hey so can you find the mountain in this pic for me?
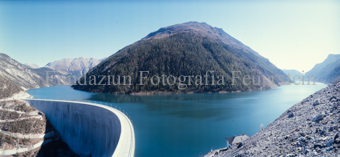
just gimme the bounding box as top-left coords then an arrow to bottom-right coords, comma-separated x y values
0,54 -> 102,97
0,53 -> 49,90
72,22 -> 289,94
24,63 -> 40,69
282,69 -> 304,82
305,54 -> 340,83
0,53 -> 82,98
282,69 -> 303,77
28,67 -> 74,86
45,57 -> 101,79
0,76 -> 22,99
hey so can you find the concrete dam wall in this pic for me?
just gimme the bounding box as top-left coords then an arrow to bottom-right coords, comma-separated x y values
25,99 -> 135,157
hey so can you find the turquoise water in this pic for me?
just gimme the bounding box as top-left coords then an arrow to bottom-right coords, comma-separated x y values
27,83 -> 327,157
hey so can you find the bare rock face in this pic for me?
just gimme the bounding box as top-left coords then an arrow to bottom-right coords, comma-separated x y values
217,82 -> 340,157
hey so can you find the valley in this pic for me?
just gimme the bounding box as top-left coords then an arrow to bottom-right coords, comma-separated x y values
0,21 -> 338,157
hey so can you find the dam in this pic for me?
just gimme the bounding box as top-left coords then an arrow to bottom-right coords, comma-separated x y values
24,99 -> 135,157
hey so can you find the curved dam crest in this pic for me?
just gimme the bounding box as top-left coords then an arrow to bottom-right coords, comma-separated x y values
24,99 -> 135,157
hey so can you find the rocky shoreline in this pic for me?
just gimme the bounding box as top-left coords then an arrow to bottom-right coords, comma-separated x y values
213,82 -> 340,156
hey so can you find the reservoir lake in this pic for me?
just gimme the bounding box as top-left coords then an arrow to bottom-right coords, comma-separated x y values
27,83 -> 327,157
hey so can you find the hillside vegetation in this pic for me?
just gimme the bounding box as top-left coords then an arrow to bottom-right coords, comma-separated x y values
73,22 -> 288,94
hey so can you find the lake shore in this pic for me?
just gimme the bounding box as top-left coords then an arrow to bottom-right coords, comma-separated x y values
212,82 -> 340,156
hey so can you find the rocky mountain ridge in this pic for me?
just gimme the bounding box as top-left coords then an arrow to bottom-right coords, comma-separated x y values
142,22 -> 260,56
24,63 -> 40,69
45,57 -> 101,79
0,53 -> 48,90
0,53 -> 101,99
305,54 -> 340,84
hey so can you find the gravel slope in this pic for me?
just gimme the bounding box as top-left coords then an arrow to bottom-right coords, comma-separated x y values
216,83 -> 340,157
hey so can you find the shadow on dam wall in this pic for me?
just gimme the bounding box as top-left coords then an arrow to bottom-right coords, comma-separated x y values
24,99 -> 135,157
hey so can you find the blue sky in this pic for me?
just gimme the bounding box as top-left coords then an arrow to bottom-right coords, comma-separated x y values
0,0 -> 339,72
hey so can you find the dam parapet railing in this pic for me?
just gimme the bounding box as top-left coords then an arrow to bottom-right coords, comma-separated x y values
23,98 -> 135,157
25,97 -> 133,121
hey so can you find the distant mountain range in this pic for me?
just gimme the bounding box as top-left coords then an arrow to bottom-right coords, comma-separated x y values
305,54 -> 340,83
0,53 -> 101,98
73,22 -> 289,94
24,63 -> 40,69
45,58 -> 102,79
282,69 -> 303,77
282,69 -> 304,82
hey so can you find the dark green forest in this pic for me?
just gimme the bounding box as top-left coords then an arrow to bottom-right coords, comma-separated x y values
73,32 -> 287,94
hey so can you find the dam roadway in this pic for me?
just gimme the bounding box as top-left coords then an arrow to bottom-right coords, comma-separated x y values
24,99 -> 135,157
